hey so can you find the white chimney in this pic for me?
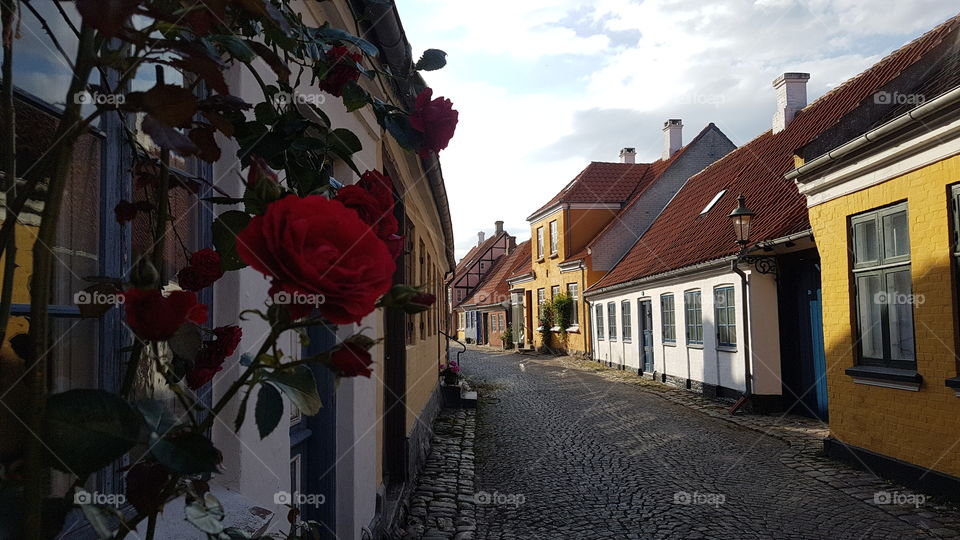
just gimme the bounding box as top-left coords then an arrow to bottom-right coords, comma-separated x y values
495,220 -> 504,234
477,231 -> 485,246
772,72 -> 810,134
619,147 -> 636,164
662,119 -> 682,160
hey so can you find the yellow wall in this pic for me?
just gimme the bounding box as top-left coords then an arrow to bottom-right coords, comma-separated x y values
809,154 -> 960,478
520,207 -> 617,354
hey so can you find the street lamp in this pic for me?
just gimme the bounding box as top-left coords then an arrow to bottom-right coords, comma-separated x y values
729,195 -> 755,250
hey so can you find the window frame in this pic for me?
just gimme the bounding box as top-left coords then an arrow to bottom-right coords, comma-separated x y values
850,202 -> 916,369
621,300 -> 632,342
567,283 -> 579,327
714,285 -> 737,348
536,226 -> 544,259
595,303 -> 604,340
549,220 -> 558,255
684,290 -> 703,346
607,302 -> 617,341
661,293 -> 676,343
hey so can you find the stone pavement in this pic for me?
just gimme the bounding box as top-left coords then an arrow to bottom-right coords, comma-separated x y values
453,347 -> 959,539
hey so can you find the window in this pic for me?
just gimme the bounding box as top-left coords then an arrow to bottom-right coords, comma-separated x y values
595,304 -> 604,340
405,226 -> 416,345
621,300 -> 632,341
551,285 -> 560,298
536,227 -> 544,259
567,283 -> 579,327
714,286 -> 736,347
419,239 -> 427,341
549,220 -> 558,255
700,189 -> 727,215
684,290 -> 703,345
661,294 -> 676,342
607,302 -> 617,340
851,203 -> 915,368
537,288 -> 546,323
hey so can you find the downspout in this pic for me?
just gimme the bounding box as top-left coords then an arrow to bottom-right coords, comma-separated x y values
730,259 -> 753,412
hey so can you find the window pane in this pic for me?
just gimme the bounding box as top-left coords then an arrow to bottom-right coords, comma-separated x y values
856,274 -> 883,359
886,269 -> 915,362
854,219 -> 879,265
883,211 -> 910,259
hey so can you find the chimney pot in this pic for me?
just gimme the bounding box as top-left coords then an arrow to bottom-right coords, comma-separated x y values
495,220 -> 504,234
477,231 -> 485,246
772,72 -> 810,133
619,147 -> 637,164
662,119 -> 683,160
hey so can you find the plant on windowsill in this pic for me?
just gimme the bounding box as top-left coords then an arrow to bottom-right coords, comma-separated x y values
0,1 -> 456,538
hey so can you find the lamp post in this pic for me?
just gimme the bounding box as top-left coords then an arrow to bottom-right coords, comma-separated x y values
728,195 -> 777,412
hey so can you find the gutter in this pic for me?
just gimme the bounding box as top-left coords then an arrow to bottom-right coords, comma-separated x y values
786,85 -> 960,182
358,0 -> 457,270
584,256 -> 736,298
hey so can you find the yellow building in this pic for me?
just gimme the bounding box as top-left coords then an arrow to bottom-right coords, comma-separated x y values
793,74 -> 960,492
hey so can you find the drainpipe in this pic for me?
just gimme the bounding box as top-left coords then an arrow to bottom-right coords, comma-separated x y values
730,259 -> 754,409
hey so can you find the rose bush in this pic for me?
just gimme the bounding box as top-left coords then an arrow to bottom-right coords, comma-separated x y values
235,194 -> 395,323
319,46 -> 363,97
122,289 -> 208,341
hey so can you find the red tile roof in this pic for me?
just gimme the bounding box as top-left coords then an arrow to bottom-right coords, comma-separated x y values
591,14 -> 960,291
527,161 -> 660,220
462,241 -> 531,308
507,241 -> 534,280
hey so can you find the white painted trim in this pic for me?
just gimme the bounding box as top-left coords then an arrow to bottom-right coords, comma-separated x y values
527,202 -> 622,223
798,117 -> 960,207
851,377 -> 921,392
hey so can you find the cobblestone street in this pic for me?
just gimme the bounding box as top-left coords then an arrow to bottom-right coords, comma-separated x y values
444,348 -> 960,539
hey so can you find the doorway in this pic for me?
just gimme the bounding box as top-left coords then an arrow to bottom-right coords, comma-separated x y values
638,299 -> 654,374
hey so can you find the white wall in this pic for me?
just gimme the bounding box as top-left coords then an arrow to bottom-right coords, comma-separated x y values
588,266 -> 782,397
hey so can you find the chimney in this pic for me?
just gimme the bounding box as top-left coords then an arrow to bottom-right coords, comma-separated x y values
662,119 -> 682,160
619,147 -> 636,164
477,231 -> 485,246
772,72 -> 810,134
495,220 -> 504,234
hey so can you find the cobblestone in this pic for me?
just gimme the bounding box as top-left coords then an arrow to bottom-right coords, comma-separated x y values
461,347 -> 960,539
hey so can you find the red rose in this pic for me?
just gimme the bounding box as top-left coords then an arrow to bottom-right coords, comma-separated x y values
176,266 -> 208,292
246,156 -> 278,187
186,346 -> 224,390
122,289 -> 208,341
412,292 -> 436,307
319,46 -> 362,97
409,88 -> 458,158
384,234 -> 405,259
336,170 -> 400,258
235,195 -> 395,324
212,325 -> 242,357
177,249 -> 224,291
331,343 -> 373,377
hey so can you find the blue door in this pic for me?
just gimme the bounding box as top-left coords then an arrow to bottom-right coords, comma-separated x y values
809,287 -> 829,420
778,253 -> 828,421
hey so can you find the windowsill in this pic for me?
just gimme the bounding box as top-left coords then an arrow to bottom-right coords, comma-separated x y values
550,326 -> 562,332
623,339 -> 632,343
536,326 -> 544,331
536,257 -> 545,263
566,325 -> 580,333
663,341 -> 677,347
549,253 -> 559,259
717,345 -> 738,353
609,338 -> 618,342
944,377 -> 960,397
687,343 -> 704,349
846,365 -> 922,391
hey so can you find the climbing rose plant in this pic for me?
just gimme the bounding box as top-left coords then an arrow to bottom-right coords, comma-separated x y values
0,0 -> 452,538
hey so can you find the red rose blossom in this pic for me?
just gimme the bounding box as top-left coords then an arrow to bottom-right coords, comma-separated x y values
185,346 -> 224,389
212,325 -> 242,357
122,289 -> 208,341
235,195 -> 395,324
177,249 -> 224,291
336,170 -> 400,259
384,234 -> 405,259
331,343 -> 373,377
411,292 -> 436,307
409,88 -> 458,158
246,156 -> 278,187
319,46 -> 362,97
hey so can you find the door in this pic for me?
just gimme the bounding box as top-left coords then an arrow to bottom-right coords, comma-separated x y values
482,313 -> 489,344
638,300 -> 654,373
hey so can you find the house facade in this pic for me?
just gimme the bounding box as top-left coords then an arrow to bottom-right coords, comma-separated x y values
585,17 -> 960,417
450,222 -> 515,343
791,42 -> 960,490
459,241 -> 531,347
515,122 -> 735,355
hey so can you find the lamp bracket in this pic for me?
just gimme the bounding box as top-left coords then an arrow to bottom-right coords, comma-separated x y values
740,255 -> 778,275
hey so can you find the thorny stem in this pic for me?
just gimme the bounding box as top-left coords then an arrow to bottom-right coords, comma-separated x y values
0,0 -> 18,349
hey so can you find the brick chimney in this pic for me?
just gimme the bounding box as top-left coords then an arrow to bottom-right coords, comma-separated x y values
662,119 -> 682,160
495,220 -> 504,234
772,72 -> 810,133
477,231 -> 485,246
619,147 -> 636,164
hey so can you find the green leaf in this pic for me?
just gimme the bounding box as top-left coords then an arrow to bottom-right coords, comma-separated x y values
415,49 -> 447,71
149,431 -> 221,475
315,26 -> 379,57
169,323 -> 202,362
135,399 -> 180,435
254,102 -> 279,125
255,383 -> 283,439
212,210 -> 252,271
383,113 -> 423,152
43,390 -> 140,475
208,35 -> 256,62
185,493 -> 225,534
265,366 -> 322,415
341,81 -> 369,112
329,128 -> 362,155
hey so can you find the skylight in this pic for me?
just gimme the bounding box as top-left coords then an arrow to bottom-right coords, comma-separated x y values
700,189 -> 727,215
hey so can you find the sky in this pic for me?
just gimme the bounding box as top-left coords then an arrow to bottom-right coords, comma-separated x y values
394,0 -> 960,259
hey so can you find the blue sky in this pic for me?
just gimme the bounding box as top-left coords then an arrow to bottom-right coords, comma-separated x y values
394,0 -> 960,258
